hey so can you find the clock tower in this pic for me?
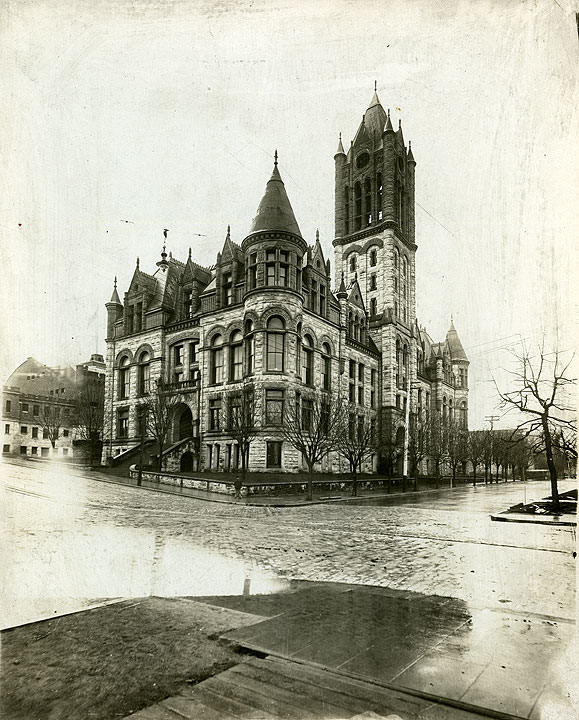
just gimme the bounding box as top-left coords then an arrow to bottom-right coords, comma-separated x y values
333,88 -> 417,429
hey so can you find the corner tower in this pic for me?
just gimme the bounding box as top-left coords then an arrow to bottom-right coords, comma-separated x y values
333,88 -> 418,425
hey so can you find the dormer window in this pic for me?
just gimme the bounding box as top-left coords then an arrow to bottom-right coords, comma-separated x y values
222,272 -> 233,306
184,289 -> 193,318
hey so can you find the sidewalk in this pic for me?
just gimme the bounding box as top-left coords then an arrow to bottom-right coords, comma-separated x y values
123,583 -> 578,720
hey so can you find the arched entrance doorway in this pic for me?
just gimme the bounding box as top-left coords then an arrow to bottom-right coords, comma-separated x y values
173,404 -> 193,441
180,451 -> 194,472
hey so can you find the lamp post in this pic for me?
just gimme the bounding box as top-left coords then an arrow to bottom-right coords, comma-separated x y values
137,405 -> 145,486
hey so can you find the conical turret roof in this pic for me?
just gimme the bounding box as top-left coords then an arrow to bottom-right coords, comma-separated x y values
248,154 -> 302,237
446,319 -> 468,361
108,277 -> 121,305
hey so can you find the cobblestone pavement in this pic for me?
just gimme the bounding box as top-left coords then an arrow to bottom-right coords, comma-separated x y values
1,459 -> 576,628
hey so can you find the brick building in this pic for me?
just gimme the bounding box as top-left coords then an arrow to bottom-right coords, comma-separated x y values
2,355 -> 106,460
101,91 -> 469,474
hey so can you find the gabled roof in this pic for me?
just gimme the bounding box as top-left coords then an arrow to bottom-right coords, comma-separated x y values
347,277 -> 366,312
248,157 -> 302,237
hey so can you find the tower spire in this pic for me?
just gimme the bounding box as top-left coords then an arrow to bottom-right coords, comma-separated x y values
274,149 -> 278,167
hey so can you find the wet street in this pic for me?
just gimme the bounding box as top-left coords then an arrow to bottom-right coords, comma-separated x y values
1,458 -> 576,629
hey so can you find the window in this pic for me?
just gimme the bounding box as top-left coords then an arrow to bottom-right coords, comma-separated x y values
354,182 -> 362,230
265,389 -> 284,426
209,398 -> 221,431
358,386 -> 364,404
4,424 -> 9,434
138,351 -> 151,395
20,446 -> 27,455
370,298 -> 377,316
5,400 -> 11,412
364,177 -> 372,226
184,288 -> 193,318
134,302 -> 143,332
32,427 -> 38,438
279,251 -> 289,287
63,429 -> 69,437
22,403 -> 29,412
174,345 -> 184,367
118,409 -> 129,439
319,284 -> 326,316
358,363 -> 365,383
33,404 -> 39,415
222,272 -> 233,306
119,356 -> 130,399
266,316 -> 285,372
302,335 -> 314,385
370,369 -> 376,409
349,255 -> 357,273
349,359 -> 356,379
210,335 -> 224,383
344,186 -> 350,234
266,441 -> 282,468
229,330 -> 243,381
21,426 -> 28,434
41,447 -> 49,457
321,343 -> 331,391
43,428 -> 49,439
266,249 -> 276,285
2,445 -> 9,453
302,398 -> 313,431
228,393 -> 241,430
376,174 -> 383,220
310,279 -> 317,313
248,252 -> 258,290
245,320 -> 255,375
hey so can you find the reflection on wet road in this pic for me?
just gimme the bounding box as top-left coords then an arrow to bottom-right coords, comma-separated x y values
1,459 -> 575,629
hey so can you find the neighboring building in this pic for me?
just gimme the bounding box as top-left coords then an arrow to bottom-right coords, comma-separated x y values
101,91 -> 469,474
2,355 -> 106,460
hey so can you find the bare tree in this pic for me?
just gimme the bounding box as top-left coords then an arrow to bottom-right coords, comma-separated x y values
446,419 -> 468,486
142,383 -> 180,472
496,343 -> 576,511
427,412 -> 446,488
335,410 -> 376,496
408,412 -> 428,487
281,391 -> 342,501
377,411 -> 402,491
226,384 -> 258,485
73,382 -> 104,465
39,404 -> 62,449
467,430 -> 486,487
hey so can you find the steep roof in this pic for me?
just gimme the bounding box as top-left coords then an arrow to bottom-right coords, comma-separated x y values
364,90 -> 387,140
446,319 -> 469,361
248,157 -> 302,237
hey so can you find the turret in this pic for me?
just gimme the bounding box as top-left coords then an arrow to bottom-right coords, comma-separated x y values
105,277 -> 123,340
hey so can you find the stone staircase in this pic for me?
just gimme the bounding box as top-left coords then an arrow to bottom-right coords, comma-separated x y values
124,655 -> 488,720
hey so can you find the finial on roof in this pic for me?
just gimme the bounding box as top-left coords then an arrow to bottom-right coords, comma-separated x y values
374,80 -> 377,91
316,228 -> 319,242
136,257 -> 139,269
388,108 -> 390,117
188,247 -> 192,260
226,224 -> 230,240
274,149 -> 278,167
398,119 -> 401,129
114,276 -> 117,289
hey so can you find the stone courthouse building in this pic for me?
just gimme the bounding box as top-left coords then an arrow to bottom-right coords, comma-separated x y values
102,91 -> 469,474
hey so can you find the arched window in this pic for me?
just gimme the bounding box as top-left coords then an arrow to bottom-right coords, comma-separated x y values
443,396 -> 448,423
210,335 -> 224,384
402,343 -> 408,389
393,248 -> 399,294
245,320 -> 255,375
266,316 -> 285,372
348,311 -> 353,337
353,315 -> 359,341
349,254 -> 357,273
119,356 -> 130,399
295,322 -> 302,373
364,177 -> 372,226
137,351 -> 150,395
369,249 -> 377,267
229,330 -> 243,381
321,343 -> 331,391
449,398 -> 454,423
302,334 -> 314,385
344,186 -> 350,234
376,173 -> 383,220
460,401 -> 467,428
354,182 -> 362,230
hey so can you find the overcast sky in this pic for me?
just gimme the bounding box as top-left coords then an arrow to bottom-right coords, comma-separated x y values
1,0 -> 577,429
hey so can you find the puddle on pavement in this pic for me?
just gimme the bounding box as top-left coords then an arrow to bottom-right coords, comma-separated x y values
2,526 -> 290,629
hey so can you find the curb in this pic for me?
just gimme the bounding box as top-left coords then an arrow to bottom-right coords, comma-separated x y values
490,513 -> 576,527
